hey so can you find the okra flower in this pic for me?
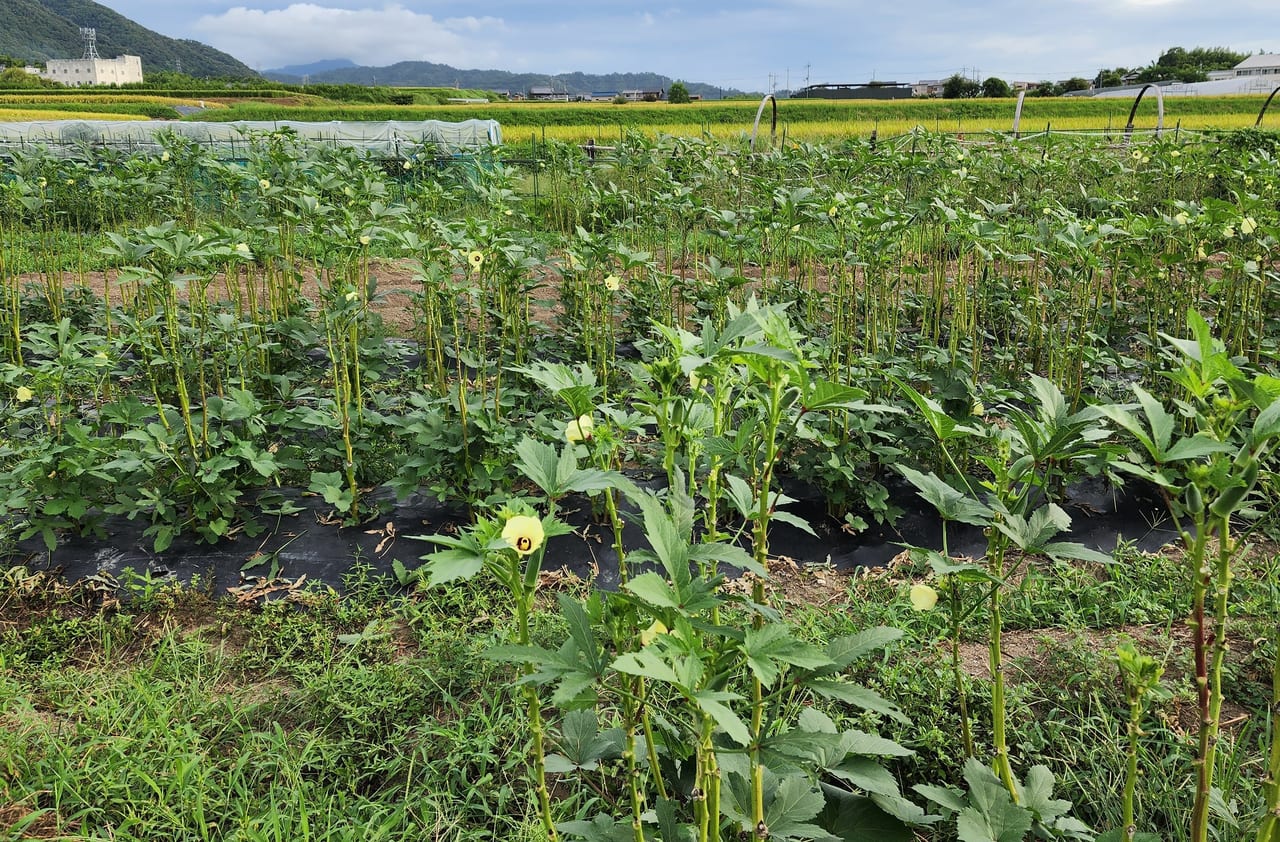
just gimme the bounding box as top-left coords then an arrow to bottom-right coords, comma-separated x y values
501,515 -> 544,556
1241,216 -> 1258,236
258,179 -> 271,190
909,583 -> 938,612
15,386 -> 33,402
603,274 -> 621,292
467,250 -> 484,270
564,415 -> 594,443
640,620 -> 668,646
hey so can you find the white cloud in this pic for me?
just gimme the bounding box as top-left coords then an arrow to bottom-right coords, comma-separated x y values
191,4 -> 505,69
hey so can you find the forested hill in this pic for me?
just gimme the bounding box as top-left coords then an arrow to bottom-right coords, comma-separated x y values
0,0 -> 256,78
263,59 -> 745,99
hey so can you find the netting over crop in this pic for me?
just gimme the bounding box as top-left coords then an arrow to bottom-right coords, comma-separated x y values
0,119 -> 502,157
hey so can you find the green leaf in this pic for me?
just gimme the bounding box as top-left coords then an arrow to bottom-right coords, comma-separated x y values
914,783 -> 968,814
514,437 -> 565,497
1019,765 -> 1071,821
612,649 -> 682,687
694,690 -> 751,745
897,466 -> 993,527
656,797 -> 696,842
818,786 -> 913,842
427,545 -> 488,584
804,380 -> 869,413
808,681 -> 907,723
766,775 -> 839,841
823,628 -> 904,671
957,758 -> 1033,842
1163,434 -> 1232,462
842,730 -> 914,758
554,709 -> 621,771
744,624 -> 834,687
557,813 -> 634,841
623,571 -> 681,610
830,757 -> 901,798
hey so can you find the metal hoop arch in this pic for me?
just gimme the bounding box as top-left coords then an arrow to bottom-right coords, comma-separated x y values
1256,85 -> 1280,127
750,95 -> 777,153
1124,84 -> 1165,143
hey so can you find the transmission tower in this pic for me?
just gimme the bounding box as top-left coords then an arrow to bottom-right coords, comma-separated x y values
80,27 -> 100,60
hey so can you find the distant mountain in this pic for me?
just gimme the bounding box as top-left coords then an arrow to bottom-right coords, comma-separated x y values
0,0 -> 256,78
262,58 -> 749,99
264,58 -> 357,78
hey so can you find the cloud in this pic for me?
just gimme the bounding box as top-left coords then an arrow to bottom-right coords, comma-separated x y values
191,4 -> 505,69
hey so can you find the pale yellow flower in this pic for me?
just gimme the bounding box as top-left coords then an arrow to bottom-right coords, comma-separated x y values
161,150 -> 171,162
501,515 -> 545,556
640,620 -> 668,646
1173,211 -> 1189,226
1241,216 -> 1258,236
1223,225 -> 1236,238
564,415 -> 594,443
235,243 -> 252,257
359,234 -> 371,246
909,584 -> 938,612
402,160 -> 413,170
258,178 -> 271,190
603,274 -> 621,292
15,385 -> 33,402
467,250 -> 484,270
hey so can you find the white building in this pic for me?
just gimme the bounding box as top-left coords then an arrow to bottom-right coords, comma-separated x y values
1231,53 -> 1280,78
41,55 -> 143,87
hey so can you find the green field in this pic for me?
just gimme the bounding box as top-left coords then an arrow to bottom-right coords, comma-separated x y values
3,121 -> 1280,842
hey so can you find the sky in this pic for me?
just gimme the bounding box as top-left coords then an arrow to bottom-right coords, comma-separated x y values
94,0 -> 1280,90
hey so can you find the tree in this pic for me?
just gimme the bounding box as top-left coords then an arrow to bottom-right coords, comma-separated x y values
981,76 -> 1011,98
667,80 -> 691,104
1061,77 -> 1091,93
942,73 -> 981,99
1029,81 -> 1063,97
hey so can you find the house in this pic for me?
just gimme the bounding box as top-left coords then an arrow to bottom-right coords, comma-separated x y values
528,85 -> 569,101
589,91 -> 619,102
912,79 -> 945,97
1231,53 -> 1280,77
41,54 -> 143,87
620,89 -> 664,102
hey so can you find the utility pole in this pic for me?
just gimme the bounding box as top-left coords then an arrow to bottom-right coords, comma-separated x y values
805,63 -> 811,86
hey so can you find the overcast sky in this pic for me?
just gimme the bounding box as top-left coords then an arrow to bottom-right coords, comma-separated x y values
96,0 -> 1279,88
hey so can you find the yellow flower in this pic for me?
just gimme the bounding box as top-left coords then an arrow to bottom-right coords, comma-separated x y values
565,414 -> 594,443
909,584 -> 938,612
501,515 -> 544,556
467,250 -> 484,270
1223,225 -> 1236,238
1173,211 -> 1189,226
1241,216 -> 1258,236
15,385 -> 33,402
827,205 -> 838,218
1131,150 -> 1143,160
344,290 -> 359,302
402,160 -> 413,170
640,620 -> 668,646
258,178 -> 271,190
1197,245 -> 1207,260
689,371 -> 706,391
235,242 -> 252,257
359,234 -> 371,246
161,150 -> 171,162
603,274 -> 621,292
37,177 -> 46,188
1170,149 -> 1181,157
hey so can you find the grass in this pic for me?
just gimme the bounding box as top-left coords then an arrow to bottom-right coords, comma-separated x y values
1,540 -> 1275,840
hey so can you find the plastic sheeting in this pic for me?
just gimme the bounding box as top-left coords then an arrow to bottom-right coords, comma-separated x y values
0,119 -> 502,157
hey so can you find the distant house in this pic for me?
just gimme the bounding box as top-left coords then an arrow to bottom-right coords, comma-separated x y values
589,91 -> 619,102
528,85 -> 569,101
1231,53 -> 1280,77
621,89 -> 664,102
41,54 -> 143,87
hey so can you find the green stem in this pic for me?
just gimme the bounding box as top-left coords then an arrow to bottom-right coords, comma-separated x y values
1189,519 -> 1212,842
1258,613 -> 1280,842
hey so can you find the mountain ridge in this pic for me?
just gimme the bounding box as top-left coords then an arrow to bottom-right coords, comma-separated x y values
263,58 -> 751,99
